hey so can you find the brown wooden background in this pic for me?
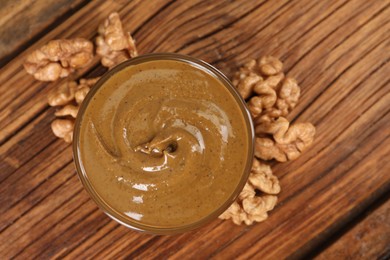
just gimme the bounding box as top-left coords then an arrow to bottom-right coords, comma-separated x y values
1,0 -> 389,259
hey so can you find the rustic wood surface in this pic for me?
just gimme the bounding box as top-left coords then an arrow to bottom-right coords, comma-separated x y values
0,0 -> 389,259
316,198 -> 390,259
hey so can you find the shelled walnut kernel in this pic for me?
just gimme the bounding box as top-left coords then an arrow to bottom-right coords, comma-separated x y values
96,12 -> 138,68
48,77 -> 100,143
23,39 -> 94,81
219,159 -> 279,225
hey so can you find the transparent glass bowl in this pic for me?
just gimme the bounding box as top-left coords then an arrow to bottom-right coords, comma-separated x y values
73,53 -> 255,234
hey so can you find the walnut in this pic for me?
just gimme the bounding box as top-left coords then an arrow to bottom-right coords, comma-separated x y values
255,117 -> 316,162
247,78 -> 282,117
242,194 -> 278,224
75,86 -> 90,105
79,77 -> 100,86
96,12 -> 138,68
258,56 -> 283,76
238,182 -> 256,200
51,119 -> 74,143
256,117 -> 315,145
74,77 -> 99,104
232,60 -> 262,99
236,73 -> 262,100
48,77 -> 98,107
257,73 -> 285,90
232,61 -> 286,119
274,77 -> 300,116
47,81 -> 78,106
48,77 -> 99,143
219,201 -> 246,225
232,56 -> 301,122
247,96 -> 264,118
254,110 -> 283,125
249,158 -> 280,194
219,158 -> 280,225
252,76 -> 299,122
54,104 -> 79,118
254,138 -> 288,162
232,60 -> 257,86
255,137 -> 313,162
219,182 -> 278,225
24,39 -> 94,81
232,56 -> 283,89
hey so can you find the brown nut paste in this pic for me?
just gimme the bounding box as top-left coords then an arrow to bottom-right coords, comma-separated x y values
77,58 -> 251,228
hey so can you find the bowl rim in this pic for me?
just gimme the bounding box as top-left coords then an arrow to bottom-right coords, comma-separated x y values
72,53 -> 255,235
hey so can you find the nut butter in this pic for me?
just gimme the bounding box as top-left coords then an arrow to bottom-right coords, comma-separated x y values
73,53 -> 254,234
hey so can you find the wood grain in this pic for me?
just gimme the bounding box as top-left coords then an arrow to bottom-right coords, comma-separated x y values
316,197 -> 390,260
0,0 -> 389,259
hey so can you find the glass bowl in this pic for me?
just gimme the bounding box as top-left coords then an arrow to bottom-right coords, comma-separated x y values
73,53 -> 254,234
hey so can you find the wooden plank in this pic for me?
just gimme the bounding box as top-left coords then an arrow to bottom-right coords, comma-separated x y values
0,0 -> 389,259
315,198 -> 390,260
0,142 -> 73,231
0,0 -> 89,66
0,168 -> 81,257
0,109 -> 56,182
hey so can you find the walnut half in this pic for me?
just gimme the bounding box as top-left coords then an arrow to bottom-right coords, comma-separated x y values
24,38 -> 94,81
219,159 -> 280,225
255,117 -> 316,162
219,182 -> 278,225
51,119 -> 74,143
96,12 -> 138,68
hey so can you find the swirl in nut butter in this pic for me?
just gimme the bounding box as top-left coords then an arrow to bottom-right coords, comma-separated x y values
78,60 -> 250,227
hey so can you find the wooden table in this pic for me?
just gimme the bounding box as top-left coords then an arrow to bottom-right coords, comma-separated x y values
1,0 -> 389,259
